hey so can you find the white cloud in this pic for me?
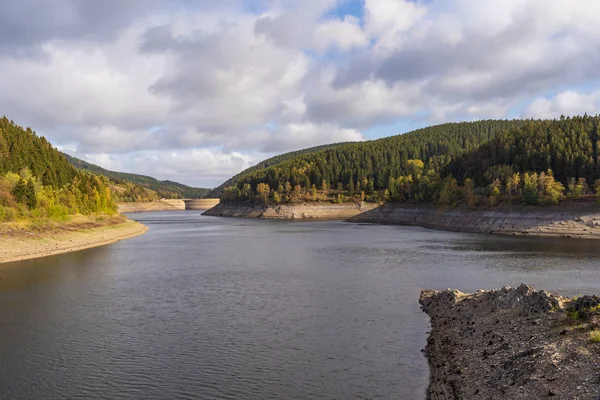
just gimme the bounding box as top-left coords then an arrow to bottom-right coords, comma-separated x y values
524,90 -> 600,119
307,71 -> 423,127
239,123 -> 364,154
0,26 -> 169,150
364,0 -> 427,52
2,0 -> 600,187
312,16 -> 368,52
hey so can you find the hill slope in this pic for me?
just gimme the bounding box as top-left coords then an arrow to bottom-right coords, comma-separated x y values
226,120 -> 523,193
219,116 -> 600,207
206,142 -> 351,198
0,117 -> 75,188
445,115 -> 600,186
0,117 -> 115,219
63,153 -> 211,199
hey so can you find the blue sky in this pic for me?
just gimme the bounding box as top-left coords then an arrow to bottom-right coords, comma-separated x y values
325,0 -> 364,19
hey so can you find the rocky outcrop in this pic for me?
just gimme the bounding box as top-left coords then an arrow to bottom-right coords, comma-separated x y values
203,201 -> 378,220
350,202 -> 600,239
420,285 -> 600,399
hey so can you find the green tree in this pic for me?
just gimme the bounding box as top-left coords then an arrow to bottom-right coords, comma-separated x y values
437,176 -> 459,206
11,178 -> 27,205
523,173 -> 539,205
26,179 -> 37,209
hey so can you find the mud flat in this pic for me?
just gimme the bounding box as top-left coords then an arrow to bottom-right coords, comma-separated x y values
0,216 -> 148,265
118,199 -> 185,213
350,201 -> 600,239
420,285 -> 600,399
203,201 -> 379,220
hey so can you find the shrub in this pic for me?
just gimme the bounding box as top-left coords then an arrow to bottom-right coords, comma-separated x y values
590,330 -> 600,343
0,206 -> 17,222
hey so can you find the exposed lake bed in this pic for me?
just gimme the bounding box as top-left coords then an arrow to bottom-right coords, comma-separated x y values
1,211 -> 600,399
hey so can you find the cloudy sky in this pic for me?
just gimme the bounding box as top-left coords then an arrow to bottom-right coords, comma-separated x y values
2,0 -> 600,188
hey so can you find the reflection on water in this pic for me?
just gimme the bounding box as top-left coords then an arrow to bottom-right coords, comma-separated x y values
1,211 -> 600,399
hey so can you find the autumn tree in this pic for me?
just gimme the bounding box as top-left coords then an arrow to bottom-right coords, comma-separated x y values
273,191 -> 281,203
256,183 -> 270,203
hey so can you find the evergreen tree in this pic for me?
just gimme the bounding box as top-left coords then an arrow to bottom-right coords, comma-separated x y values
26,179 -> 36,209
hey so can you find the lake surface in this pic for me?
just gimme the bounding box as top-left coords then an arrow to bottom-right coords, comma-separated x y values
2,211 -> 600,399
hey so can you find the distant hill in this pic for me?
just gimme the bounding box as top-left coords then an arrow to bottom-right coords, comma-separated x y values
220,116 -> 600,207
63,153 -> 211,199
207,142 -> 352,198
226,120 -> 524,192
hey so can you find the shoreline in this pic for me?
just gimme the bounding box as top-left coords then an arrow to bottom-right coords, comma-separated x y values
0,217 -> 148,265
419,285 -> 600,399
350,202 -> 600,239
117,199 -> 185,213
204,201 -> 600,239
203,201 -> 379,219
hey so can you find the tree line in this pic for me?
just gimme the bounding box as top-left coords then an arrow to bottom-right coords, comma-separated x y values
220,116 -> 600,206
207,142 -> 349,198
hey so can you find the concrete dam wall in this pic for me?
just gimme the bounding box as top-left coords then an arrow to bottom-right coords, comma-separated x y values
183,198 -> 220,210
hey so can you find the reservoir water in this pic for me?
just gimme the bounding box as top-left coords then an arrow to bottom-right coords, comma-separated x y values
1,211 -> 600,399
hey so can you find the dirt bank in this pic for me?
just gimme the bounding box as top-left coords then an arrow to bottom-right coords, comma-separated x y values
0,215 -> 148,265
205,200 -> 600,238
420,285 -> 600,399
203,201 -> 379,219
350,201 -> 600,239
118,199 -> 185,213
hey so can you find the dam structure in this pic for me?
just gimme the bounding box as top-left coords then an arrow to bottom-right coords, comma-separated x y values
183,198 -> 220,210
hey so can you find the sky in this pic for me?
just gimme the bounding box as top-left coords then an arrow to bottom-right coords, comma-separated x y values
2,0 -> 600,188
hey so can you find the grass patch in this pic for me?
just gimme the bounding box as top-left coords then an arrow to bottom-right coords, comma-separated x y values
590,330 -> 600,343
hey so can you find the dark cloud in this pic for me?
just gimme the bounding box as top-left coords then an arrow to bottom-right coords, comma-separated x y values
0,0 -> 161,56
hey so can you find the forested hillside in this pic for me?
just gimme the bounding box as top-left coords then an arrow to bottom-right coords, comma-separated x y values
0,118 -> 75,187
207,142 -> 350,198
445,115 -> 600,186
63,154 -> 210,199
220,120 -> 522,199
0,117 -> 115,221
219,117 -> 600,207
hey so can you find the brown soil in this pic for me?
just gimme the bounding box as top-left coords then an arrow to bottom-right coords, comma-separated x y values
0,215 -> 148,265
